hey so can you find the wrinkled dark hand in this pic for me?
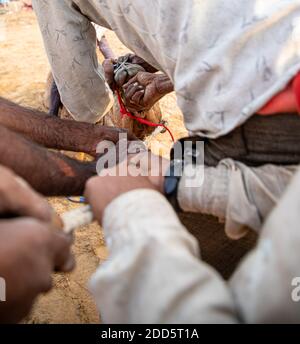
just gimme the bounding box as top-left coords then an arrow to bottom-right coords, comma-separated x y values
102,54 -> 158,91
123,72 -> 173,112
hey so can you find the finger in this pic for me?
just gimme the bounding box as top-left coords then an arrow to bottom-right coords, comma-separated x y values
115,71 -> 128,88
83,176 -> 95,202
102,58 -> 114,75
123,75 -> 138,90
131,55 -> 144,65
0,172 -> 54,223
126,53 -> 135,63
84,177 -> 105,223
15,177 -> 54,222
124,83 -> 138,99
37,273 -> 53,294
125,83 -> 143,100
101,126 -> 136,143
49,230 -> 75,272
59,253 -> 76,273
102,58 -> 115,90
127,105 -> 144,113
131,89 -> 145,105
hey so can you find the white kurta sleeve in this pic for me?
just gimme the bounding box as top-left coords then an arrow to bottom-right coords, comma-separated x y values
89,189 -> 237,324
33,0 -> 113,123
230,168 -> 300,323
178,159 -> 297,239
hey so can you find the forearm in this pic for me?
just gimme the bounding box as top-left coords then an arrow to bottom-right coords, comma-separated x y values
178,159 -> 297,239
0,98 -> 111,155
0,125 -> 95,196
98,36 -> 116,60
90,189 -> 237,324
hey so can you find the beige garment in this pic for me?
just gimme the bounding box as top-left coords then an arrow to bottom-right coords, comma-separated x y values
33,0 -> 300,137
90,167 -> 300,323
33,0 -> 113,123
178,159 -> 298,239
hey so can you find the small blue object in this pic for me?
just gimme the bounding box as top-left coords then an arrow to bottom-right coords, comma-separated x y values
67,196 -> 86,204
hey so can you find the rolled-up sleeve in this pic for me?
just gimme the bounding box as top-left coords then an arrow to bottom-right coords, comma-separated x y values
89,189 -> 236,324
33,0 -> 113,123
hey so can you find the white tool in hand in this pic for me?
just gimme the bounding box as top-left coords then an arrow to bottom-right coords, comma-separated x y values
59,205 -> 95,234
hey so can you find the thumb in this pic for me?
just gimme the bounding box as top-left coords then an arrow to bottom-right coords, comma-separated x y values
103,58 -> 116,90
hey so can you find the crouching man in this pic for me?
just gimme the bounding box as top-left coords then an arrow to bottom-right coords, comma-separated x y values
84,150 -> 300,323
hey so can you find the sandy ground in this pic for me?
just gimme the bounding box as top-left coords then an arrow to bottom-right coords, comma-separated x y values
0,9 -> 186,323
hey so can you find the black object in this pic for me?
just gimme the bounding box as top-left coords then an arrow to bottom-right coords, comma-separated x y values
164,159 -> 183,212
49,79 -> 63,116
164,137 -> 203,212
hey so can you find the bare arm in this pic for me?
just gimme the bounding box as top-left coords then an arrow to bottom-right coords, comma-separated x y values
0,124 -> 95,196
98,36 -> 116,60
0,98 -> 128,157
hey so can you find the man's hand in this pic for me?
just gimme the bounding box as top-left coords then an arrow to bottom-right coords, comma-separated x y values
85,151 -> 170,224
0,165 -> 55,222
0,218 -> 74,323
86,125 -> 136,158
0,165 -> 75,323
103,58 -> 117,91
102,54 -> 158,91
85,175 -> 157,225
123,72 -> 174,112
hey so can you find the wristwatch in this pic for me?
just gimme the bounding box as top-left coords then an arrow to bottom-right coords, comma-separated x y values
164,158 -> 183,212
164,137 -> 204,212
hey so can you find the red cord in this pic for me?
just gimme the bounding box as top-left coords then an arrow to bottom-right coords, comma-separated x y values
115,90 -> 175,142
